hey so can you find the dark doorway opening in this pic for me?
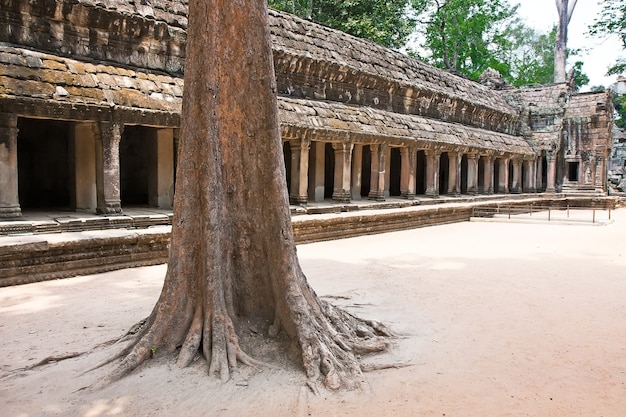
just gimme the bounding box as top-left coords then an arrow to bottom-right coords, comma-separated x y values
439,152 -> 449,195
17,118 -> 71,210
120,126 -> 154,206
461,154 -> 468,194
283,141 -> 291,194
324,143 -> 335,199
361,145 -> 371,197
389,148 -> 401,196
478,157 -> 485,193
416,150 -> 426,195
567,161 -> 579,182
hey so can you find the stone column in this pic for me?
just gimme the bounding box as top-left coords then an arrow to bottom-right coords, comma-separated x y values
448,151 -> 461,196
400,146 -> 417,199
0,113 -> 21,218
425,149 -> 441,197
529,158 -> 537,192
536,155 -> 544,192
466,153 -> 478,195
95,121 -> 123,214
351,144 -> 363,200
498,158 -> 510,193
368,144 -> 386,201
483,155 -> 494,195
332,142 -> 353,202
308,141 -> 325,202
510,158 -> 522,194
384,146 -> 391,198
522,159 -> 531,192
289,139 -> 310,205
595,151 -> 606,192
545,151 -> 557,193
72,122 -> 98,212
152,128 -> 175,209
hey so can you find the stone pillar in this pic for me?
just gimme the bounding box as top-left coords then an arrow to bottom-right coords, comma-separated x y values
529,158 -> 538,192
425,149 -> 440,197
400,146 -> 417,199
482,155 -> 494,195
498,158 -> 510,193
448,151 -> 461,196
595,151 -> 606,192
368,144 -> 386,201
384,146 -> 391,198
95,121 -> 123,214
0,113 -> 21,218
351,144 -> 363,200
522,159 -> 531,192
289,139 -> 310,205
545,152 -> 557,193
510,158 -> 522,194
332,142 -> 353,202
466,153 -> 478,195
151,128 -> 175,209
308,141 -> 325,202
72,122 -> 98,212
536,155 -> 544,192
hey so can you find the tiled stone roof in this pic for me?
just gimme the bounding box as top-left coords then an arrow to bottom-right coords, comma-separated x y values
0,44 -> 533,155
0,44 -> 183,114
278,97 -> 533,155
269,10 -> 517,118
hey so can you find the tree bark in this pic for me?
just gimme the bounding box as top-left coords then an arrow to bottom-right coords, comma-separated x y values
107,0 -> 390,391
554,0 -> 578,83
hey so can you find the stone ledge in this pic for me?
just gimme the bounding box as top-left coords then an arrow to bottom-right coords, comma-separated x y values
0,196 -> 619,287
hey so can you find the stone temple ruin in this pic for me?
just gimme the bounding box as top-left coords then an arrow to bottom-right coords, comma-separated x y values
0,0 -> 615,219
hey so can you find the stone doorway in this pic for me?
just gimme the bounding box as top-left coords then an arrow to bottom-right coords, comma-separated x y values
439,152 -> 449,195
416,150 -> 426,195
17,118 -> 72,210
389,147 -> 401,197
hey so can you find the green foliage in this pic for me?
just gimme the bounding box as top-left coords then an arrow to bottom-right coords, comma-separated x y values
505,25 -> 556,87
410,0 -> 519,80
267,0 -> 415,49
571,61 -> 589,90
589,0 -> 626,76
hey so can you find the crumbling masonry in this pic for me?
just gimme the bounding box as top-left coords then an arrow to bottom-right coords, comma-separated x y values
0,0 -> 614,218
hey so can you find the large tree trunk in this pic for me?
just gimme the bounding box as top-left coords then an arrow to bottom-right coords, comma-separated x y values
554,0 -> 578,83
107,0 -> 390,391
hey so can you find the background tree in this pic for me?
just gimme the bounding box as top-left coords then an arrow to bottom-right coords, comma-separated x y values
106,0 -> 391,391
410,0 -> 519,80
554,0 -> 578,82
267,0 -> 415,48
589,0 -> 626,76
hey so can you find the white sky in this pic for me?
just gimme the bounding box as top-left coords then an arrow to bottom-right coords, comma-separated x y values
517,0 -> 625,90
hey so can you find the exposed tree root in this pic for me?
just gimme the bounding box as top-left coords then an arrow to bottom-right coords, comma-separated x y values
360,361 -> 415,373
296,299 -> 394,392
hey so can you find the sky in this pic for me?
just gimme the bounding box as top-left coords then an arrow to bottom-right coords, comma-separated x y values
517,0 -> 625,91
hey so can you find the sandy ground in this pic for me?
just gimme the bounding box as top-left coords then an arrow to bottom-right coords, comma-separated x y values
1,208 -> 625,417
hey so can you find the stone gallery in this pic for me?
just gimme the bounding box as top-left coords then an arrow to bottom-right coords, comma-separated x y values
0,0 -> 615,218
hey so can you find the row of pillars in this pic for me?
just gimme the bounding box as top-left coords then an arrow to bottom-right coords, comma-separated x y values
0,113 -> 174,218
287,140 -> 558,205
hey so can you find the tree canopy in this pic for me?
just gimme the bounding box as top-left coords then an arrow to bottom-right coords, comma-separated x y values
410,0 -> 519,80
268,0 -> 588,88
267,0 -> 415,48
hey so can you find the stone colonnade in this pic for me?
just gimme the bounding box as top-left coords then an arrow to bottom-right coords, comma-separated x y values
0,113 -> 175,218
282,138 -> 548,205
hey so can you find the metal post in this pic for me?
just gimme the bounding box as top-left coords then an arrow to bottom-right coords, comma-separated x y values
548,207 -> 551,221
593,209 -> 596,224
